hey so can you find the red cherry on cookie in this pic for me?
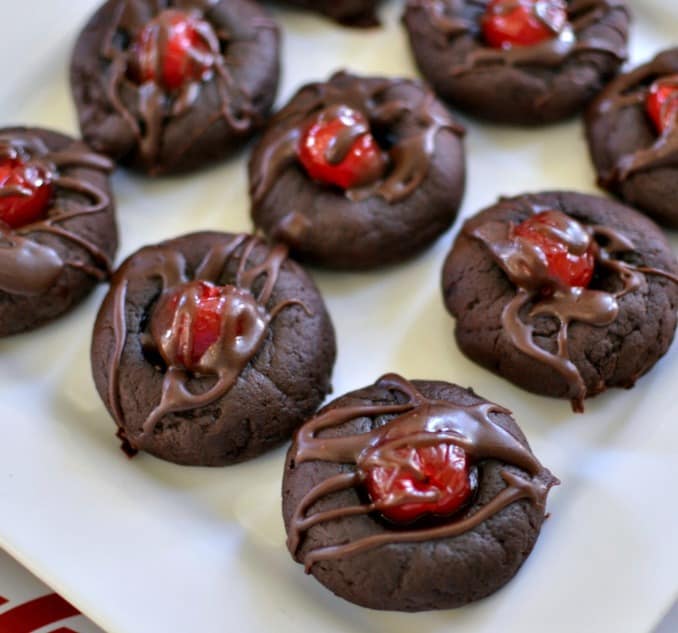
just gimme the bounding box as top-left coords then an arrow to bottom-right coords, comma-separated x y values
132,9 -> 216,92
514,211 -> 595,289
646,76 -> 678,135
152,280 -> 254,371
362,443 -> 474,524
0,156 -> 53,229
482,0 -> 568,49
298,106 -> 387,191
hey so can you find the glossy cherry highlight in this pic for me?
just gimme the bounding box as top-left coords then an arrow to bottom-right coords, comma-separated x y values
646,76 -> 678,135
298,106 -> 387,191
131,9 -> 217,92
362,443 -> 475,524
151,280 -> 254,372
482,0 -> 568,49
514,211 -> 595,289
0,156 -> 53,229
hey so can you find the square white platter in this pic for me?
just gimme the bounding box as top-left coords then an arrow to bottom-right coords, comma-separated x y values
0,1 -> 677,632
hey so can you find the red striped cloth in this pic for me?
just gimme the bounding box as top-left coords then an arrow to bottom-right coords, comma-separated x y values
0,593 -> 79,633
0,550 -> 104,633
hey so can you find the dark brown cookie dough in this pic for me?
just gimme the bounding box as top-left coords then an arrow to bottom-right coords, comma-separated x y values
283,374 -> 558,611
275,0 -> 381,27
586,48 -> 678,227
0,127 -> 117,337
442,192 -> 678,410
71,0 -> 280,175
249,72 -> 466,269
91,231 -> 336,466
403,0 -> 630,125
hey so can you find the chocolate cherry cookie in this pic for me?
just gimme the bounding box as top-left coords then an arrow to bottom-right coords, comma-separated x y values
71,0 -> 280,175
249,72 -> 466,269
587,48 -> 678,227
283,374 -> 558,611
442,192 -> 678,411
91,232 -> 336,466
0,127 -> 116,337
276,0 -> 381,27
403,0 -> 630,125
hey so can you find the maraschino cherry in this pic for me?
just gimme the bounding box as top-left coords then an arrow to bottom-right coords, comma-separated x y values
131,9 -> 217,92
151,280 -> 256,372
646,76 -> 678,135
513,210 -> 595,289
361,442 -> 475,524
298,105 -> 387,191
0,155 -> 53,229
482,0 -> 568,49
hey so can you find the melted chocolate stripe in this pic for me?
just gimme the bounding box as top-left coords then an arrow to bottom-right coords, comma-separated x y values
65,259 -> 110,281
52,176 -> 110,213
295,401 -> 415,464
240,243 -> 291,306
49,149 -> 115,172
194,234 -> 248,279
34,224 -> 113,277
0,225 -> 63,295
502,289 -> 587,409
322,105 -> 370,164
288,374 -> 556,570
0,186 -> 33,198
287,471 -> 361,553
0,134 -> 49,158
142,365 -> 216,435
107,247 -> 188,439
297,501 -> 375,535
637,266 -> 678,285
108,277 -> 130,430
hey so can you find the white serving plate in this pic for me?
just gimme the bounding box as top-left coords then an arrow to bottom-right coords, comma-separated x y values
1,2 -> 677,632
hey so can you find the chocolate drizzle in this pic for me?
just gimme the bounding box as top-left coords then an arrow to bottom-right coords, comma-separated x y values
106,234 -> 310,452
591,51 -> 678,185
100,0 -> 274,173
410,0 -> 628,74
320,106 -> 371,165
466,205 -> 678,411
288,374 -> 557,571
0,131 -> 114,296
250,72 -> 464,209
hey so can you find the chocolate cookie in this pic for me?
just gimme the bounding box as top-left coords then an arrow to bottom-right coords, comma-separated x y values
0,127 -> 117,337
71,0 -> 280,175
586,48 -> 678,227
276,0 -> 381,27
403,0 -> 630,125
442,192 -> 678,411
283,374 -> 558,611
91,232 -> 336,466
249,72 -> 466,269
